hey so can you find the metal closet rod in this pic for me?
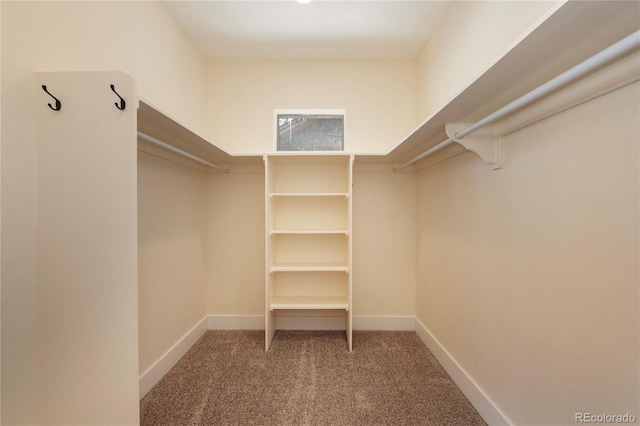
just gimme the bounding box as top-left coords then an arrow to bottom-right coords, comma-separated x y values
396,29 -> 640,171
137,131 -> 229,173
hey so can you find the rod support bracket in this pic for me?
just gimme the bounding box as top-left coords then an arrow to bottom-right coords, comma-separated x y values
446,123 -> 503,169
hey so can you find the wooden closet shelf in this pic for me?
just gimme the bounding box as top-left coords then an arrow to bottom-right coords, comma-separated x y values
270,296 -> 349,311
270,265 -> 349,273
270,192 -> 349,198
270,230 -> 349,235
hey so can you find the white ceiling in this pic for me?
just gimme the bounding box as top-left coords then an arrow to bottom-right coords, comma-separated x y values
163,1 -> 451,61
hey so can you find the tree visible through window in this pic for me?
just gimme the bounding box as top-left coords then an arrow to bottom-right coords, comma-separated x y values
277,114 -> 344,151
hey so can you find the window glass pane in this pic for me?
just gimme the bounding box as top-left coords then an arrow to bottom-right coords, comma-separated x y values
277,115 -> 344,151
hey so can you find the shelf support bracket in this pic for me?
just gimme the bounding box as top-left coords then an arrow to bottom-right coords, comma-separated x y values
445,123 -> 503,170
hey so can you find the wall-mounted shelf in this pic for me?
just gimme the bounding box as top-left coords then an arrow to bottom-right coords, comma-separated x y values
270,193 -> 349,198
270,230 -> 349,235
270,296 -> 349,311
356,1 -> 640,170
270,265 -> 350,273
137,99 -> 262,170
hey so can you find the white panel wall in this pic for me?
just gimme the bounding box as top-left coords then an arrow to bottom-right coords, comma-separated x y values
416,83 -> 639,425
36,72 -> 139,425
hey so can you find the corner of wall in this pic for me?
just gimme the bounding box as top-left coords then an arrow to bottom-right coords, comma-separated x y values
139,316 -> 208,399
414,318 -> 510,425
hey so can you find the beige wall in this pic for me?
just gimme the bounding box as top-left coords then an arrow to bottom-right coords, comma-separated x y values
1,1 -> 207,133
206,167 -> 266,316
1,1 -> 207,423
416,83 -> 639,424
206,61 -> 417,155
206,165 -> 417,319
352,166 -> 416,316
203,59 -> 419,317
417,1 -> 559,120
138,152 -> 208,375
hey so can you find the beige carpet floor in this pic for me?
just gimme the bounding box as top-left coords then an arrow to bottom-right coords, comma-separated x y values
140,330 -> 486,425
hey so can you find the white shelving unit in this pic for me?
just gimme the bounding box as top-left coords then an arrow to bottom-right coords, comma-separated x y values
265,154 -> 354,350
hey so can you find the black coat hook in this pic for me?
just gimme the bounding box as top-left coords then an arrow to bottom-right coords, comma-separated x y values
110,84 -> 126,110
42,85 -> 61,111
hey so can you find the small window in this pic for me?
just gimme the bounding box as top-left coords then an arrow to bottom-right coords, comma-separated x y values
277,113 -> 344,151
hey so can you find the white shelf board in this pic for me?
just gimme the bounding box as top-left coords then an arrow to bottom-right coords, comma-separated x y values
271,229 -> 348,235
270,296 -> 349,311
270,192 -> 349,198
138,100 -> 262,166
270,264 -> 349,273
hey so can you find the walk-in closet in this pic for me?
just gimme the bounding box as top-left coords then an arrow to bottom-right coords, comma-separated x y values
1,1 -> 638,425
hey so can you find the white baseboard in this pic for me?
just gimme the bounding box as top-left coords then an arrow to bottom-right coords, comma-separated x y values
207,315 -> 264,330
206,315 -> 415,331
353,315 -> 415,330
138,316 -> 208,400
414,318 -> 510,426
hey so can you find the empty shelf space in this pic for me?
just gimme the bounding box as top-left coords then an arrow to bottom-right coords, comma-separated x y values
269,270 -> 348,298
267,156 -> 351,194
271,233 -> 348,266
270,196 -> 348,231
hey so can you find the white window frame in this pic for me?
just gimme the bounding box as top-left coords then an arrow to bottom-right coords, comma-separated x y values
274,109 -> 346,152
